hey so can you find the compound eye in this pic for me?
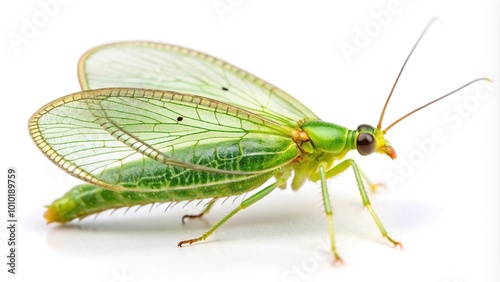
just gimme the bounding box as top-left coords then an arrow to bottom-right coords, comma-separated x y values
356,133 -> 375,156
357,124 -> 374,131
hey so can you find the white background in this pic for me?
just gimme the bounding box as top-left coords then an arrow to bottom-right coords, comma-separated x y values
1,1 -> 498,281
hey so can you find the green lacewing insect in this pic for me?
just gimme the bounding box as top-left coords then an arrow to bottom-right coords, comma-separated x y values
29,20 -> 489,263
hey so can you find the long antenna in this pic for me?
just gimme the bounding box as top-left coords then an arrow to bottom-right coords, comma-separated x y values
382,78 -> 491,133
377,18 -> 439,130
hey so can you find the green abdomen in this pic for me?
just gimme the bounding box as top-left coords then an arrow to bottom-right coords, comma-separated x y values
45,138 -> 296,223
45,169 -> 275,223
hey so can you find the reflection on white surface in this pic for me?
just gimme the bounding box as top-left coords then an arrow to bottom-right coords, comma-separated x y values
26,184 -> 491,281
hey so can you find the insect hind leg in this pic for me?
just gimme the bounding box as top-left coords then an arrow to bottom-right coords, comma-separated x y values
181,198 -> 217,224
178,180 -> 282,247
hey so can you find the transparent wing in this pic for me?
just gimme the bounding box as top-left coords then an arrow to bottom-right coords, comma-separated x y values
78,42 -> 319,128
28,88 -> 300,191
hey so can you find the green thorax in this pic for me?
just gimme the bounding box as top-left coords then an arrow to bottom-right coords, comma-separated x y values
301,120 -> 356,155
289,120 -> 356,190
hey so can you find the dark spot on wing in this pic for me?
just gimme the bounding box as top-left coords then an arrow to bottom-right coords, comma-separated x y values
222,87 -> 229,91
177,116 -> 183,122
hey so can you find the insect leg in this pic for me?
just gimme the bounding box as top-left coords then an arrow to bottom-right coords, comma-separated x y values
181,198 -> 217,224
359,169 -> 386,192
178,181 -> 282,247
324,159 -> 402,248
318,164 -> 343,264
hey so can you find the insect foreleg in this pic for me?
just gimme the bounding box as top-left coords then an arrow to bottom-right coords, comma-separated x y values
323,159 -> 402,248
358,169 -> 387,192
318,164 -> 343,264
181,198 -> 218,224
178,180 -> 283,247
